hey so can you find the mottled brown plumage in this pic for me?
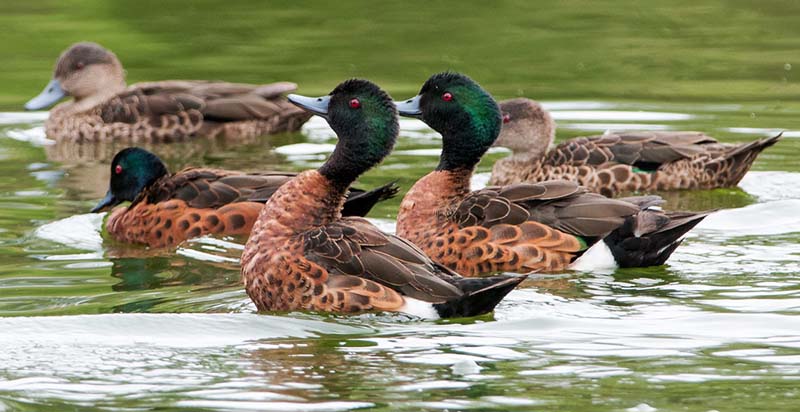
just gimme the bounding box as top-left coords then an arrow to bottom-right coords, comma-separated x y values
395,72 -> 710,275
242,79 -> 522,317
27,42 -> 310,142
396,169 -> 645,275
106,169 -> 289,248
491,98 -> 782,197
242,171 -> 521,315
95,148 -> 398,248
245,172 -> 436,312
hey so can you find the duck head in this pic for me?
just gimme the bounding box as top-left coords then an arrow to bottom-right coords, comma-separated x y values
91,148 -> 169,213
395,72 -> 501,171
25,42 -> 126,110
288,79 -> 399,187
493,98 -> 556,158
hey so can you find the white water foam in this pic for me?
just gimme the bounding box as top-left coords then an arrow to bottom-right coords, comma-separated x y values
695,199 -> 800,236
34,212 -> 105,251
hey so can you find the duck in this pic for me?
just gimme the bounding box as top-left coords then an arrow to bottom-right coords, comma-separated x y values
91,147 -> 399,248
240,79 -> 523,318
490,98 -> 782,197
24,42 -> 311,142
394,72 -> 710,274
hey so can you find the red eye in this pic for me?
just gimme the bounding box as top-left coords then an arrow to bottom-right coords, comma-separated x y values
115,165 -> 123,175
442,92 -> 453,102
76,62 -> 85,70
503,114 -> 511,124
349,98 -> 360,109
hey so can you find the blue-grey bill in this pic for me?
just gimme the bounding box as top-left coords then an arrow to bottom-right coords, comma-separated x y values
394,95 -> 422,118
90,191 -> 119,213
24,79 -> 66,110
287,94 -> 331,119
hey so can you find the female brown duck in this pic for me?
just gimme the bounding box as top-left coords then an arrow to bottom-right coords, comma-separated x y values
491,98 -> 781,197
92,147 -> 398,248
240,79 -> 522,317
395,72 -> 709,274
25,42 -> 310,142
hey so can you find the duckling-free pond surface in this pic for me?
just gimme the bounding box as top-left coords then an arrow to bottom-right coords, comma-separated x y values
3,1 -> 800,411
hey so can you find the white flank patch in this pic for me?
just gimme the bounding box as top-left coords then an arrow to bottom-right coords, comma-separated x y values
400,297 -> 440,320
570,241 -> 618,271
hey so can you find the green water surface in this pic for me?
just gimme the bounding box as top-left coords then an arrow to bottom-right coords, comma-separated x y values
1,1 -> 800,411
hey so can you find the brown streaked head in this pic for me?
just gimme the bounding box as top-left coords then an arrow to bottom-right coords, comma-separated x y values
25,42 -> 126,110
494,98 -> 556,157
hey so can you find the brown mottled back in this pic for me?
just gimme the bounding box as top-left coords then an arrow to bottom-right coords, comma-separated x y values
397,169 -> 641,276
106,169 -> 296,247
104,167 -> 398,248
36,43 -> 311,142
491,131 -> 782,197
493,98 -> 782,196
47,81 -> 310,142
242,171 -> 474,313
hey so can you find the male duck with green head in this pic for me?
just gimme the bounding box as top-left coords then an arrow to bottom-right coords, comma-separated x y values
240,78 -> 523,318
394,72 -> 709,273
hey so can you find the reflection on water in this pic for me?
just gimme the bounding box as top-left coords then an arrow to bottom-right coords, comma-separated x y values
1,98 -> 799,410
4,0 -> 800,399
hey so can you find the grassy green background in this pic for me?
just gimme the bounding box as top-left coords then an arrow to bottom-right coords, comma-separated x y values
3,0 -> 800,109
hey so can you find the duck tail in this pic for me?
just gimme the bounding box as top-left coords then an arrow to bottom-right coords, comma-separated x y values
717,132 -> 783,186
433,274 -> 525,318
603,207 -> 712,268
341,181 -> 400,217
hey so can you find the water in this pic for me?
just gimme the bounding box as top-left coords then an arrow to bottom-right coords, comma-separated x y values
2,2 -> 800,411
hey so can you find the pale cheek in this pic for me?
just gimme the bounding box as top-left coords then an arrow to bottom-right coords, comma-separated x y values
62,66 -> 111,98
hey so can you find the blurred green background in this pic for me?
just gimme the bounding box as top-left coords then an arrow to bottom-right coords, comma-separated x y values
2,2 -> 800,411
3,0 -> 800,109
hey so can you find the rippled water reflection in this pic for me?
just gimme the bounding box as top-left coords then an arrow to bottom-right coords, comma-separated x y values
1,96 -> 799,411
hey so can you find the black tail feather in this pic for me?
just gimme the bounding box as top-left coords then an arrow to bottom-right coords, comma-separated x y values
604,210 -> 712,268
433,275 -> 525,318
342,181 -> 400,217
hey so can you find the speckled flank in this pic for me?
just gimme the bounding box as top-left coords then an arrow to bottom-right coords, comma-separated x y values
107,200 -> 263,248
397,170 -> 586,276
46,92 -> 310,143
490,132 -> 782,197
47,105 -> 202,143
241,170 -> 406,313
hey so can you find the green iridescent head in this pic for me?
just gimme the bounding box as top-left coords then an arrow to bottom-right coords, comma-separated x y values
288,79 -> 399,186
91,147 -> 168,213
396,72 -> 501,171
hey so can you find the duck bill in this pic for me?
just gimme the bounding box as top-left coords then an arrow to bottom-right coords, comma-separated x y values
90,190 -> 121,213
287,94 -> 331,119
394,95 -> 422,119
25,79 -> 66,110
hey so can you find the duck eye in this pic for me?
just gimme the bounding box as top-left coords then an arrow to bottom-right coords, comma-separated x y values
75,62 -> 85,70
503,114 -> 511,124
349,98 -> 361,109
442,92 -> 453,102
115,165 -> 123,175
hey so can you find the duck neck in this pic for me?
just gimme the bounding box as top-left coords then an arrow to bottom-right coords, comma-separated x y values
70,65 -> 127,113
436,127 -> 492,172
319,119 -> 391,195
510,150 -> 543,162
251,170 -> 347,239
397,168 -> 472,239
318,145 -> 371,195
